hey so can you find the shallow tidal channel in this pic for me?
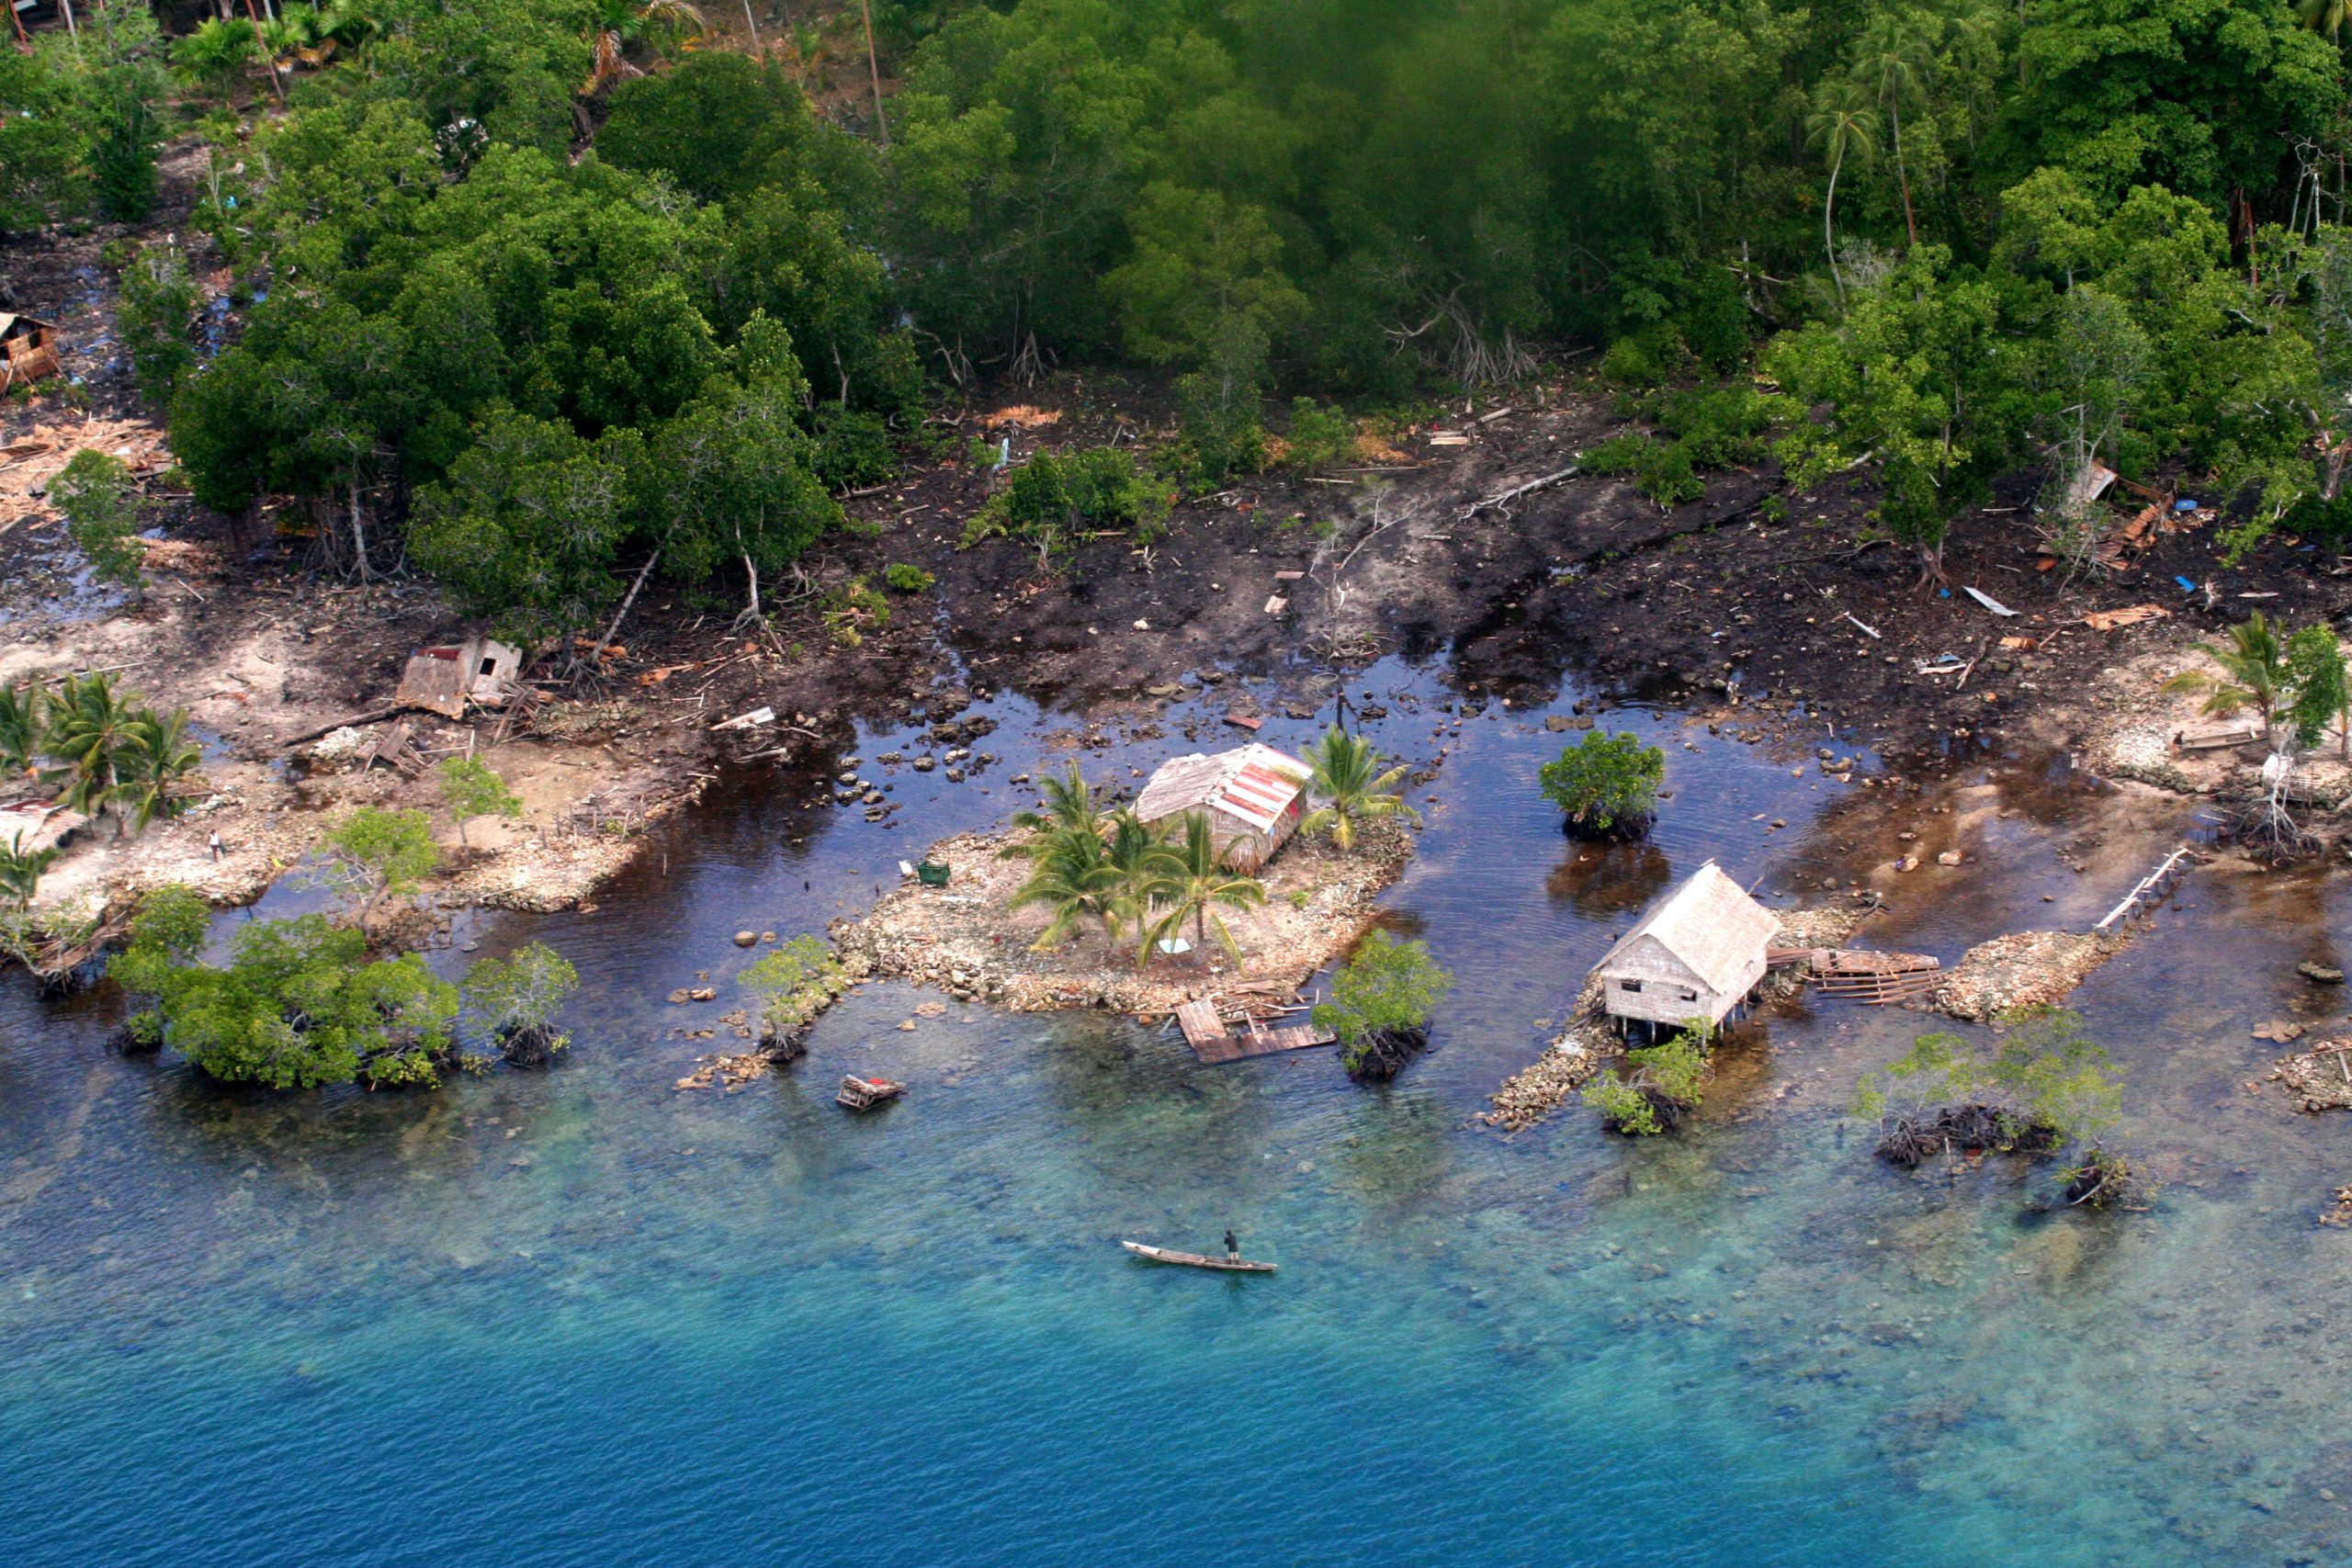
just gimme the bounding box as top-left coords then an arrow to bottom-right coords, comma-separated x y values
4,657 -> 2352,1567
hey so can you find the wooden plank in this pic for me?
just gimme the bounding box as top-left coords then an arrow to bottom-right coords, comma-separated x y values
1175,998 -> 1227,1052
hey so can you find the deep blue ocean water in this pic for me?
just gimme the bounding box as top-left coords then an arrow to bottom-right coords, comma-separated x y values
5,664 -> 2351,1567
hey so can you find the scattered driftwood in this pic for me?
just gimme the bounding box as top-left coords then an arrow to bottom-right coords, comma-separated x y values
1461,464 -> 1578,520
2083,604 -> 2169,632
1873,1103 -> 2058,1168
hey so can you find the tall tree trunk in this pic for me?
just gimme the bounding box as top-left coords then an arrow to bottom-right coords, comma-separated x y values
1893,100 -> 1917,247
740,0 -> 759,49
346,478 -> 372,581
859,0 -> 888,146
586,541 -> 665,671
1825,150 -> 1846,306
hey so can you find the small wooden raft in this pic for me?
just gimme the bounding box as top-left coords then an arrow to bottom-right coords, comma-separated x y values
1121,1241 -> 1277,1273
1176,997 -> 1337,1064
1769,947 -> 1940,1005
835,1074 -> 903,1111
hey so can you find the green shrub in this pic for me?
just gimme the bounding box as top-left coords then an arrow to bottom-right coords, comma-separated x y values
822,575 -> 890,645
1283,397 -> 1356,471
738,935 -> 846,1050
883,562 -> 934,593
50,449 -> 147,601
1538,730 -> 1665,838
964,446 -> 1170,556
1315,928 -> 1456,1081
116,241 -> 200,405
1174,370 -> 1266,483
810,403 -> 897,491
1584,1022 -> 1713,1134
1583,434 -> 1702,506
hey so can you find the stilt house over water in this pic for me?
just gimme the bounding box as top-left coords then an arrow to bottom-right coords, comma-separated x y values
1134,743 -> 1312,873
1591,861 -> 1778,1030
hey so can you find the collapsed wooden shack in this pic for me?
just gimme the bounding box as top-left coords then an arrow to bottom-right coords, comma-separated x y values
1590,861 -> 1778,1032
0,314 -> 62,393
394,637 -> 524,722
1134,743 -> 1312,873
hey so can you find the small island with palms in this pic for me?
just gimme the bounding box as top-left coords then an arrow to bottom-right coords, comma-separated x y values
833,727 -> 1419,1021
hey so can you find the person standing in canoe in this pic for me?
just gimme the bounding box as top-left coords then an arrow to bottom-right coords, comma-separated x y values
1225,1228 -> 1238,1263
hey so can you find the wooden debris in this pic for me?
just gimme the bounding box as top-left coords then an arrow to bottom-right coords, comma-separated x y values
2083,604 -> 2168,632
1223,712 -> 1262,731
710,705 -> 775,732
1461,464 -> 1579,520
2095,844 -> 2192,931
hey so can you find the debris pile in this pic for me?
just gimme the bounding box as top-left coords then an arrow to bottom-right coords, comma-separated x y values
0,416 -> 175,530
1934,930 -> 2128,1021
2271,1043 -> 2352,1113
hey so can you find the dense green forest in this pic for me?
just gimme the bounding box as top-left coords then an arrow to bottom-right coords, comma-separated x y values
9,0 -> 2352,621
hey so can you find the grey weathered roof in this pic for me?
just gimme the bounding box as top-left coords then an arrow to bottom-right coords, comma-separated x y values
1592,862 -> 1778,993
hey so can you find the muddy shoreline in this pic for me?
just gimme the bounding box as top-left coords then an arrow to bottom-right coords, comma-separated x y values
9,179 -> 2352,942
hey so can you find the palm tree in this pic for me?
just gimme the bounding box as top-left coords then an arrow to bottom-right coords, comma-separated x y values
1806,87 -> 1880,308
1850,15 -> 1933,248
114,708 -> 202,833
1098,807 -> 1165,935
44,672 -> 141,829
1297,726 -> 1419,852
0,683 -> 44,780
1007,820 -> 1119,949
1136,812 -> 1265,969
583,0 -> 708,94
2165,611 -> 2288,728
0,835 -> 57,908
2301,0 -> 2351,39
1004,762 -> 1103,857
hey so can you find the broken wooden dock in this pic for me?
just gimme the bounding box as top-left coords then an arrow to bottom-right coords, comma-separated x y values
1175,997 -> 1337,1064
2096,844 -> 2193,931
1768,946 -> 1941,1005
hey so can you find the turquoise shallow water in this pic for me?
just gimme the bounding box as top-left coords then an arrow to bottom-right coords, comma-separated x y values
5,668 -> 2352,1566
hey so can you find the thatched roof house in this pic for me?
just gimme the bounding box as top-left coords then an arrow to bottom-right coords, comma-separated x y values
1591,861 -> 1777,1028
1134,743 -> 1312,873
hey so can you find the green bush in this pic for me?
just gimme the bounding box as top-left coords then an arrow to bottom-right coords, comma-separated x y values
116,241 -> 200,406
1584,1022 -> 1713,1134
1538,730 -> 1666,838
883,562 -> 934,593
1315,928 -> 1456,1081
1583,434 -> 1702,506
964,446 -> 1171,555
50,449 -> 147,601
810,403 -> 898,491
1283,397 -> 1355,471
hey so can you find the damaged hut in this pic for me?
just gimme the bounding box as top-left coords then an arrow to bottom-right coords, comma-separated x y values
394,636 -> 523,721
1134,743 -> 1312,873
1591,861 -> 1777,1032
0,314 -> 61,392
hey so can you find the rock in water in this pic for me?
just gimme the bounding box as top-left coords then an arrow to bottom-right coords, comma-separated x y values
2299,961 -> 2344,985
734,931 -> 758,947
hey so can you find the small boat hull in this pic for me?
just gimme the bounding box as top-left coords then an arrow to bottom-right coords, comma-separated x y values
1120,1240 -> 1276,1273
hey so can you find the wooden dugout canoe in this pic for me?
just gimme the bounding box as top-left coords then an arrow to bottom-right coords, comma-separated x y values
1120,1240 -> 1277,1273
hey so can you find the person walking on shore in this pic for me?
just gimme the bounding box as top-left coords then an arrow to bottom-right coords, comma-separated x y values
208,830 -> 223,861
